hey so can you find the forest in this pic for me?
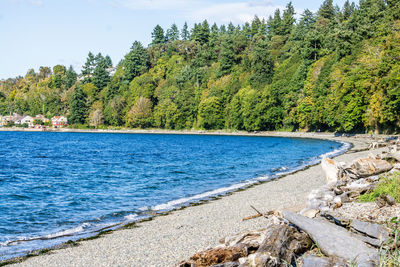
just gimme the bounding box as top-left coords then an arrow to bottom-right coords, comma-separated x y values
0,0 -> 399,133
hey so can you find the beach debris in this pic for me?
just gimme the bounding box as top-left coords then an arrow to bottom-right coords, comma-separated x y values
347,157 -> 392,178
376,194 -> 396,208
177,247 -> 247,267
282,211 -> 379,266
299,208 -> 320,218
299,254 -> 340,267
350,219 -> 390,244
242,206 -> 274,221
218,229 -> 267,252
239,224 -> 312,267
321,157 -> 343,184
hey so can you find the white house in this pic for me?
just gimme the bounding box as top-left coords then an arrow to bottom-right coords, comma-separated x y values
21,116 -> 33,127
51,116 -> 68,128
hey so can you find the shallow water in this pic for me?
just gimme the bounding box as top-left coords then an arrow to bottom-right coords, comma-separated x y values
0,132 -> 345,260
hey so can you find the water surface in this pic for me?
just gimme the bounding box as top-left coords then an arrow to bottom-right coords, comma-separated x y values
0,132 -> 345,260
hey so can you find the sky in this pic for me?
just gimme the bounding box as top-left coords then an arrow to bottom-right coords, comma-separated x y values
0,0 -> 348,79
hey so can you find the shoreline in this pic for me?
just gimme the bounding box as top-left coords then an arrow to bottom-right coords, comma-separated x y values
2,133 -> 385,266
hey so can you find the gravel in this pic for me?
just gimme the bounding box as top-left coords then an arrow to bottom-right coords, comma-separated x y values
10,136 -> 385,267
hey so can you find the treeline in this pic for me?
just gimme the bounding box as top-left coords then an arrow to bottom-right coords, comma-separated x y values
0,0 -> 399,133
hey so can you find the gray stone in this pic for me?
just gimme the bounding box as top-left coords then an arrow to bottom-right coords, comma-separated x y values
351,219 -> 390,243
301,255 -> 331,267
282,211 -> 378,267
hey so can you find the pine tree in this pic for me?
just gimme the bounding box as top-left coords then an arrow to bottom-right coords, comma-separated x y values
104,55 -> 113,67
68,86 -> 87,124
151,25 -> 165,45
64,66 -> 77,89
282,2 -> 296,35
219,35 -> 235,76
181,22 -> 190,40
166,23 -> 180,42
124,41 -> 149,82
82,52 -> 95,83
93,58 -> 110,90
318,0 -> 335,20
250,38 -> 274,87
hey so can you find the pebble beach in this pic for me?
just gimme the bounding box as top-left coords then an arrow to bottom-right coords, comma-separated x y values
8,133 -> 386,267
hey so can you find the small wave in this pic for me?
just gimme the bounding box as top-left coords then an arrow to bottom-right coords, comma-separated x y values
124,214 -> 139,221
3,223 -> 91,247
152,179 -> 258,211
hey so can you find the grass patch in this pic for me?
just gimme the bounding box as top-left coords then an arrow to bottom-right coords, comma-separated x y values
359,172 -> 400,202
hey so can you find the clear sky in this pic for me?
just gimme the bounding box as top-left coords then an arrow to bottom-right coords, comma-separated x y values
0,0 -> 347,79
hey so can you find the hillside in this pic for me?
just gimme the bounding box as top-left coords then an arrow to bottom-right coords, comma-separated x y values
0,0 -> 399,133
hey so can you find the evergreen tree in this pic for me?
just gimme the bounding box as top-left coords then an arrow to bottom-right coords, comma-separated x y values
219,35 -> 235,76
151,25 -> 165,45
82,52 -> 95,83
68,86 -> 87,124
93,58 -> 110,90
268,9 -> 283,35
64,66 -> 77,89
124,41 -> 149,82
181,22 -> 190,40
282,2 -> 296,35
166,23 -> 180,42
104,55 -> 113,67
250,38 -> 274,87
227,22 -> 235,35
318,0 -> 335,20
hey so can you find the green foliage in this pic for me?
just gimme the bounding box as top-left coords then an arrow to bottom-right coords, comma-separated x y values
124,41 -> 149,82
1,1 -> 399,133
359,172 -> 400,202
68,86 -> 87,124
197,96 -> 224,129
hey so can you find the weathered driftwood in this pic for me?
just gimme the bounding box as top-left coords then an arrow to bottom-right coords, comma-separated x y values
321,157 -> 343,184
182,247 -> 247,267
383,151 -> 400,162
219,229 -> 267,251
239,224 -> 312,267
351,219 -> 390,243
348,157 -> 392,178
282,211 -> 378,267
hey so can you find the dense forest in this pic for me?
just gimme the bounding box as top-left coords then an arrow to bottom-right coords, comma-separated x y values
0,0 -> 399,133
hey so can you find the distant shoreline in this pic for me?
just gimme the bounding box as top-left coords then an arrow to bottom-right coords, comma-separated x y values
0,127 -> 384,140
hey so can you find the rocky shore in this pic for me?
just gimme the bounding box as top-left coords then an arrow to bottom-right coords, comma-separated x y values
6,133 -> 397,267
177,137 -> 400,267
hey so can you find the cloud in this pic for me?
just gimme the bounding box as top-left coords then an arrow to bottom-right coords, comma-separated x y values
11,0 -> 44,7
115,0 -> 287,24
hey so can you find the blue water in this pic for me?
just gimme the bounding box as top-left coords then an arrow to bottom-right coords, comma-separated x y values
0,132 -> 346,260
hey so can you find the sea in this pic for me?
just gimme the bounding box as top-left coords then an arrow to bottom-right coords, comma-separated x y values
0,131 -> 348,260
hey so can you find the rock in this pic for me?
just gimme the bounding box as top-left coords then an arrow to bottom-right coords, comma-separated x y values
321,157 -> 342,184
189,247 -> 247,267
300,255 -> 331,267
210,262 -> 240,267
333,187 -> 343,195
300,208 -> 320,218
349,157 -> 392,178
350,220 -> 390,245
282,211 -> 378,267
376,194 -> 396,208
